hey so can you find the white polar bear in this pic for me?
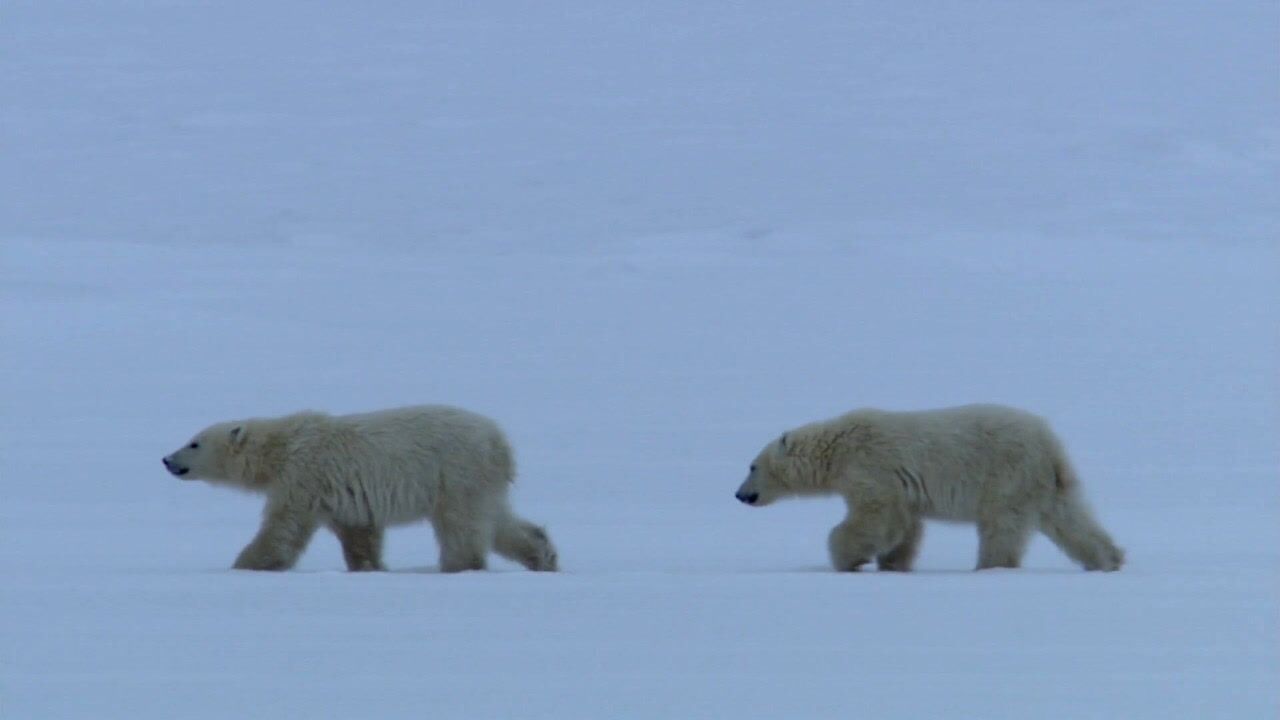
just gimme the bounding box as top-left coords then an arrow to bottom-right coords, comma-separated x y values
163,405 -> 558,573
735,404 -> 1123,572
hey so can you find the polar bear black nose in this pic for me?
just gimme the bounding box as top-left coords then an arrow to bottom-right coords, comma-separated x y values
736,491 -> 759,505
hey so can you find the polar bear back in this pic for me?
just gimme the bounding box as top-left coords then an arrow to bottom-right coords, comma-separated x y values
340,405 -> 511,466
808,404 -> 1064,521
273,405 -> 515,527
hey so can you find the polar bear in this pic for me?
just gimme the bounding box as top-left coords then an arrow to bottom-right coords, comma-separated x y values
162,405 -> 558,573
734,404 -> 1123,572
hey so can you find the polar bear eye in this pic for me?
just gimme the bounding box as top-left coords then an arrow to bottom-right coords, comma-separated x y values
750,463 -> 757,473
189,442 -> 200,449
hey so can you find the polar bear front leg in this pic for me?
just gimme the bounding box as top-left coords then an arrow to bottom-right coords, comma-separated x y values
828,501 -> 910,572
234,505 -> 319,571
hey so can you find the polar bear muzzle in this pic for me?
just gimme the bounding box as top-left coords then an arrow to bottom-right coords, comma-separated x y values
735,475 -> 761,505
162,455 -> 190,478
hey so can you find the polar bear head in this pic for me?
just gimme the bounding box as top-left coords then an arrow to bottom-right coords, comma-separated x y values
736,426 -> 832,506
736,432 -> 799,506
162,421 -> 252,487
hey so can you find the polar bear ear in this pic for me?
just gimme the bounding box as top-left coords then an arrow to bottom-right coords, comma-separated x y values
776,433 -> 789,455
229,425 -> 246,447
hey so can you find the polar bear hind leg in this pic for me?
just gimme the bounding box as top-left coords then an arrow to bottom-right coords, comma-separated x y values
976,509 -> 1037,570
329,523 -> 386,571
493,507 -> 558,572
431,507 -> 490,573
875,517 -> 923,571
1035,453 -> 1125,571
1038,492 -> 1124,571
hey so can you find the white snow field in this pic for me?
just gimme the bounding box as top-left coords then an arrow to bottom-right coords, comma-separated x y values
3,2 -> 1277,718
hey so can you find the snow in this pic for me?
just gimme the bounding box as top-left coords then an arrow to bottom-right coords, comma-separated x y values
3,2 -> 1277,718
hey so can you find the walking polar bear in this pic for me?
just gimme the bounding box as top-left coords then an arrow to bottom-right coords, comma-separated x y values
735,404 -> 1123,572
163,405 -> 558,573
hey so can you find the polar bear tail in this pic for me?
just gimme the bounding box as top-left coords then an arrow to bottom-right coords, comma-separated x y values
1039,452 -> 1125,571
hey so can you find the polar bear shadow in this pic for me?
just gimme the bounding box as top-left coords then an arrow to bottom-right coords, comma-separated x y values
770,565 -> 1082,576
391,564 -> 532,575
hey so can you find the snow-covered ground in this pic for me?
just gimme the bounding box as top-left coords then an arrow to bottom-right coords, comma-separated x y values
3,3 -> 1276,718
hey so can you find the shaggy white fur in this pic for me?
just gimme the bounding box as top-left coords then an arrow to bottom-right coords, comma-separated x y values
735,404 -> 1123,572
163,405 -> 557,573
